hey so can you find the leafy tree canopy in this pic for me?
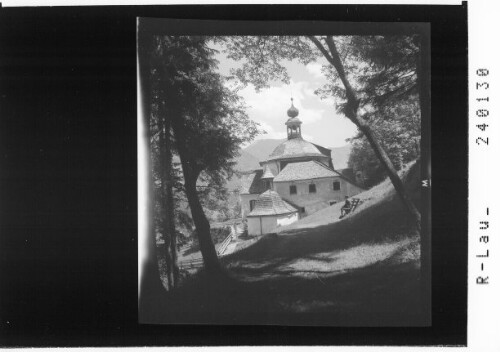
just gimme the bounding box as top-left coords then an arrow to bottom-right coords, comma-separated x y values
348,94 -> 421,187
156,36 -> 260,183
315,35 -> 420,116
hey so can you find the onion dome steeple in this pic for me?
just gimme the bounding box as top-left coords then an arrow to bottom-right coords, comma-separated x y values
287,97 -> 299,118
285,98 -> 302,140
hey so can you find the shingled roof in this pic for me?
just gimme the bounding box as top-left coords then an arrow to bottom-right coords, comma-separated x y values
266,137 -> 326,162
247,190 -> 298,217
239,169 -> 268,195
261,165 -> 275,179
273,160 -> 340,182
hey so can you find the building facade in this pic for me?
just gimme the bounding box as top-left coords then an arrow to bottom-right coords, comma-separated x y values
240,99 -> 365,235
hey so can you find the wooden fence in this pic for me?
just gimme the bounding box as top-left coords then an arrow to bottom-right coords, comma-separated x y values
178,231 -> 233,269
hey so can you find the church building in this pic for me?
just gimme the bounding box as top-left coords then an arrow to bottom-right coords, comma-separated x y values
239,99 -> 365,236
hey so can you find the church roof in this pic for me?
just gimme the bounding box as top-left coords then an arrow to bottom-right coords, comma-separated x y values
261,165 -> 275,179
239,170 -> 267,195
247,190 -> 298,217
266,137 -> 326,162
273,160 -> 340,182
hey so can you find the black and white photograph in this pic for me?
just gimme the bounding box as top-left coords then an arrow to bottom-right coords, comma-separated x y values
138,20 -> 431,326
1,2 -> 480,347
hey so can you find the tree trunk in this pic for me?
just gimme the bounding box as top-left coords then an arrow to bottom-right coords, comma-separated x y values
137,22 -> 168,321
356,117 -> 421,232
170,114 -> 222,276
158,113 -> 174,290
162,111 -> 179,286
308,35 -> 421,233
182,169 -> 222,275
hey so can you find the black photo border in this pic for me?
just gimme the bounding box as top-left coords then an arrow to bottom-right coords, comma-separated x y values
0,3 -> 467,347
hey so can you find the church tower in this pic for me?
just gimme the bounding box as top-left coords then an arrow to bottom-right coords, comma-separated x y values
285,98 -> 302,139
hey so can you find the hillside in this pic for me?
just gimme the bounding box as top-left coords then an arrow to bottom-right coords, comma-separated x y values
221,160 -> 426,325
158,164 -> 430,326
157,161 -> 428,326
228,160 -> 420,259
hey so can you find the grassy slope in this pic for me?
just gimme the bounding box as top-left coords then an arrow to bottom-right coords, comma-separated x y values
154,161 -> 429,326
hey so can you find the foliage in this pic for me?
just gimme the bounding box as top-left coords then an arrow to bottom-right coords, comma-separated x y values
221,34 -> 421,138
149,35 -> 261,274
348,95 -> 421,187
221,36 -> 318,91
314,35 -> 420,109
192,226 -> 231,248
157,36 -> 260,181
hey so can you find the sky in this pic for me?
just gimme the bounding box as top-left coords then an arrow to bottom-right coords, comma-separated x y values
212,41 -> 357,149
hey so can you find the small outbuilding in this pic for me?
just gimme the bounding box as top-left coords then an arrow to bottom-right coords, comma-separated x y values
246,190 -> 299,236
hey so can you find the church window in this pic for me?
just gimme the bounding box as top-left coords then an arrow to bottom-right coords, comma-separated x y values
333,181 -> 341,191
289,185 -> 297,195
250,200 -> 256,211
309,184 -> 316,193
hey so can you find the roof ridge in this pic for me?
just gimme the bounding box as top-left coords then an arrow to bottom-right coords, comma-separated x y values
312,159 -> 336,172
281,197 -> 301,211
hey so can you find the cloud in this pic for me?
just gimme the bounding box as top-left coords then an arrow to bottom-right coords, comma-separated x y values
217,54 -> 356,148
255,122 -> 287,140
238,79 -> 325,128
302,133 -> 314,141
306,62 -> 324,79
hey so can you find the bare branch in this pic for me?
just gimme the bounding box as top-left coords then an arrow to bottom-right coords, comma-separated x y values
307,36 -> 336,66
323,36 -> 359,108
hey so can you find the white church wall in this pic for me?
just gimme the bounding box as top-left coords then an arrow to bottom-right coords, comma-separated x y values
247,217 -> 261,236
274,176 -> 363,216
343,179 -> 364,198
247,216 -> 280,236
262,216 -> 278,234
276,212 -> 299,227
304,201 -> 330,215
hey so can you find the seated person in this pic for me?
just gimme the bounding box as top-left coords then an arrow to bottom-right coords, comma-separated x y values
340,196 -> 352,217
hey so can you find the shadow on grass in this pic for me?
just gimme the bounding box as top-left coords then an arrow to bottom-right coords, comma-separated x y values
151,242 -> 426,326
224,192 -> 413,266
148,161 -> 428,326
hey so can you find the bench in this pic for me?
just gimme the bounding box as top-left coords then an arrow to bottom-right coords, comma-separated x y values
339,197 -> 362,219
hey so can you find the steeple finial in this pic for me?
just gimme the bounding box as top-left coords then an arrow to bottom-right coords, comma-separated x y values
287,97 -> 299,118
285,98 -> 302,139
